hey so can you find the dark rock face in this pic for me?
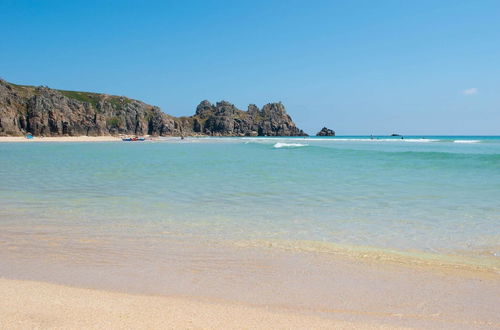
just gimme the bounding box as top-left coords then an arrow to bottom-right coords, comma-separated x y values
316,127 -> 335,136
0,79 -> 307,137
193,100 -> 307,137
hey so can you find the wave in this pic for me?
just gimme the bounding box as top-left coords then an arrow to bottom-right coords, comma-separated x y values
400,139 -> 440,143
245,137 -> 441,143
273,142 -> 308,148
454,140 -> 480,143
185,137 -> 496,145
232,239 -> 500,273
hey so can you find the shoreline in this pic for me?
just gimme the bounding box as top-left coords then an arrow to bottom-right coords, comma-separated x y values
0,135 -> 123,142
0,135 -> 211,143
232,239 -> 500,275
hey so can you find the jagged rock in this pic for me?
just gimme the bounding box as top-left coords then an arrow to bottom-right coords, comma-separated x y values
0,79 -> 307,137
316,127 -> 335,136
193,100 -> 307,137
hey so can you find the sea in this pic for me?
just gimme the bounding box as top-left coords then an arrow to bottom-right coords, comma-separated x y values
0,136 -> 499,274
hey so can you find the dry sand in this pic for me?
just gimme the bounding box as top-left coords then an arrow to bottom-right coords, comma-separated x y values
0,136 -> 122,143
0,278 -> 390,329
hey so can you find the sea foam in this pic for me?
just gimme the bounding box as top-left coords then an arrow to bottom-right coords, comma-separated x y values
273,142 -> 308,148
453,140 -> 480,143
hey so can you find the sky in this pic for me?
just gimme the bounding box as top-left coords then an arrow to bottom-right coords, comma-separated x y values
1,0 -> 499,135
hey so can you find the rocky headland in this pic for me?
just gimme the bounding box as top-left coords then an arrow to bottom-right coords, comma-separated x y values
0,79 -> 307,137
316,127 -> 335,136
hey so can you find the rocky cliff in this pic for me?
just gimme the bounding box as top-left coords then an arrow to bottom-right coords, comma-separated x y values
0,79 -> 307,137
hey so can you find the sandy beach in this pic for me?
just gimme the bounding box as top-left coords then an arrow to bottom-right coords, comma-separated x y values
2,228 -> 499,329
0,278 -> 387,329
0,136 -> 123,143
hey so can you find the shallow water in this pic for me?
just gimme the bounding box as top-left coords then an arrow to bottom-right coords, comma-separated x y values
0,136 -> 499,270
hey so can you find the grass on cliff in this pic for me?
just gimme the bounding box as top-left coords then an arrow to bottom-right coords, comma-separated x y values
6,81 -> 135,111
8,83 -> 37,97
59,90 -> 101,108
60,91 -> 133,109
106,96 -> 132,107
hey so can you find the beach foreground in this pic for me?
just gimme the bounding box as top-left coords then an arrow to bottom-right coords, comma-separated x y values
2,236 -> 499,329
0,278 -> 385,329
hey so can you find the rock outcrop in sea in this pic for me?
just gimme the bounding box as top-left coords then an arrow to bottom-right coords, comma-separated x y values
316,127 -> 335,136
0,79 -> 307,137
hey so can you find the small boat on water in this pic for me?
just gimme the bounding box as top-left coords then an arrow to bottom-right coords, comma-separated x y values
122,137 -> 146,141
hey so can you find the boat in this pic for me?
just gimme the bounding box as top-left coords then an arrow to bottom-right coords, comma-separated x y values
122,137 -> 146,141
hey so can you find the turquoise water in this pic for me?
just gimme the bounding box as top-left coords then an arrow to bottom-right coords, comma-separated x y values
1,136 -> 499,268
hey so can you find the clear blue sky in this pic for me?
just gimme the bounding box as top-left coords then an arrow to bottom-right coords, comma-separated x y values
1,0 -> 499,135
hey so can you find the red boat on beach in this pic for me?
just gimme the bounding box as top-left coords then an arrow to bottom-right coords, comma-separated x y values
122,137 -> 146,141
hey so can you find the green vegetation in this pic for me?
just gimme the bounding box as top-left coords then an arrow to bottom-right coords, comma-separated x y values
106,96 -> 132,108
8,83 -> 37,97
59,90 -> 101,108
59,90 -> 135,111
106,117 -> 122,128
9,83 -> 36,90
7,81 -> 134,111
251,112 -> 265,122
234,110 -> 250,120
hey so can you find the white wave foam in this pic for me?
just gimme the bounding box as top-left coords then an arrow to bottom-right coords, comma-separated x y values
273,142 -> 308,148
185,137 -> 482,145
400,139 -> 440,143
454,140 -> 480,143
305,138 -> 438,143
245,137 -> 439,143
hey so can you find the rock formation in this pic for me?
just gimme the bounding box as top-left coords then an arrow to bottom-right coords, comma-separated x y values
316,127 -> 335,136
193,100 -> 306,136
0,79 -> 307,137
